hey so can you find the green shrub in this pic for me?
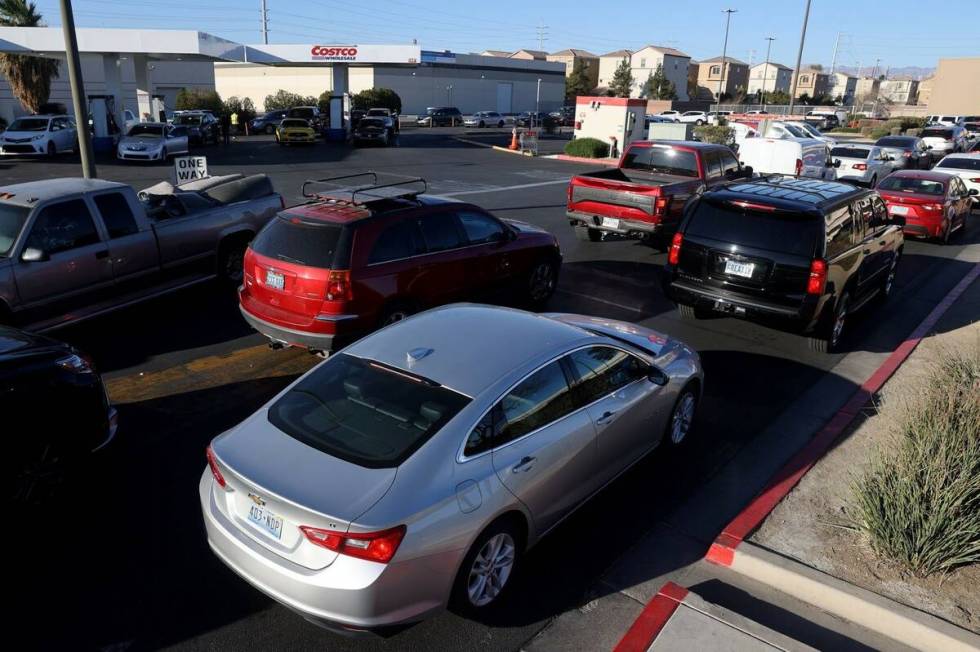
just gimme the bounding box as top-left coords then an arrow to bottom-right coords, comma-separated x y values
564,137 -> 610,158
175,88 -> 223,114
693,125 -> 734,145
852,344 -> 980,575
351,88 -> 402,114
831,126 -> 861,133
263,89 -> 318,111
869,127 -> 891,140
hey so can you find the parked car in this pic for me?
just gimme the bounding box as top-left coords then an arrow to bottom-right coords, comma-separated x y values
830,144 -> 895,187
238,174 -> 562,355
763,121 -> 812,140
645,115 -> 675,125
0,115 -> 77,156
275,118 -> 317,145
932,153 -> 980,203
736,138 -> 837,180
287,106 -> 322,131
365,108 -> 399,133
664,176 -> 904,352
925,115 -> 964,127
515,112 -> 554,129
793,121 -> 836,146
201,303 -> 703,631
877,170 -> 974,244
874,135 -> 931,170
417,107 -> 463,127
0,175 -> 282,331
677,111 -> 709,125
707,110 -> 733,125
352,117 -> 393,146
805,110 -> 844,130
172,111 -> 221,145
251,109 -> 288,135
551,105 -> 575,126
349,109 -> 366,129
2,326 -> 117,502
962,121 -> 980,143
464,111 -> 506,128
116,122 -> 189,162
657,110 -> 681,122
920,126 -> 967,161
745,110 -> 770,115
566,141 -> 752,243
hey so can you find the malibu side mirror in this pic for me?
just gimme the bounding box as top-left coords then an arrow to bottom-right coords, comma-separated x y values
648,366 -> 669,386
21,247 -> 49,262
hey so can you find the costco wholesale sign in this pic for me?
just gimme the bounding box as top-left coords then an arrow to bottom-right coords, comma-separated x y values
243,43 -> 420,65
311,46 -> 358,61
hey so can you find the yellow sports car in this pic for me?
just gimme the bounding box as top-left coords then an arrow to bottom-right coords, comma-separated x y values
276,118 -> 317,145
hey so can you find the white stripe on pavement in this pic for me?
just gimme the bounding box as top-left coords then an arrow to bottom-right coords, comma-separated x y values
437,178 -> 570,197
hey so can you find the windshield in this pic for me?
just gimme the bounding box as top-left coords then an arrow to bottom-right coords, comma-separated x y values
366,109 -> 388,116
877,137 -> 913,147
935,158 -> 980,171
921,128 -> 952,140
878,176 -> 945,195
288,108 -> 314,118
799,124 -> 822,137
279,119 -> 308,128
250,214 -> 343,268
174,115 -> 203,125
127,125 -> 163,137
688,200 -> 821,257
268,353 -> 470,468
622,146 -> 699,177
0,204 -> 30,257
831,146 -> 870,159
782,123 -> 808,137
8,118 -> 49,132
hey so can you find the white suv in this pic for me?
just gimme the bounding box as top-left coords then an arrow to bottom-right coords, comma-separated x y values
678,111 -> 709,125
0,114 -> 78,156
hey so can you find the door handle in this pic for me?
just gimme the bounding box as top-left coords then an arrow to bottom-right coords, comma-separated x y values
95,249 -> 109,260
596,410 -> 617,425
511,456 -> 536,473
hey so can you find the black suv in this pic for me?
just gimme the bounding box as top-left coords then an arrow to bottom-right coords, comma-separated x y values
172,111 -> 221,145
664,177 -> 905,352
417,107 -> 462,127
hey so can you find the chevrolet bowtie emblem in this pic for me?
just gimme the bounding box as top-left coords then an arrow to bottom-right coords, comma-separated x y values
248,493 -> 266,506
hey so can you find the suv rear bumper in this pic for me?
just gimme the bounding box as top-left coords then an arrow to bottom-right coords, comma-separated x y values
567,210 -> 662,235
667,277 -> 822,331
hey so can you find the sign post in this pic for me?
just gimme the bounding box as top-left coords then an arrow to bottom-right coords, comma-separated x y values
174,156 -> 209,184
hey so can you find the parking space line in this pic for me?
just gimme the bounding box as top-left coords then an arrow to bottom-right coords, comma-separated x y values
554,288 -> 645,313
437,179 -> 570,197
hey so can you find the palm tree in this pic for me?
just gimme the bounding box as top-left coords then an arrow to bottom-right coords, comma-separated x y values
0,0 -> 60,113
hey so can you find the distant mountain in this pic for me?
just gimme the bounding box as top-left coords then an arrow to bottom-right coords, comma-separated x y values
833,65 -> 935,80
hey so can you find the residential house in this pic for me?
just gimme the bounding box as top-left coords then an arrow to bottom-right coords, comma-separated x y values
547,49 -> 599,89
747,61 -> 792,96
879,78 -> 920,105
792,67 -> 831,98
917,75 -> 933,106
854,77 -> 881,103
509,49 -> 548,61
925,57 -> 980,113
480,50 -> 512,58
629,45 -> 691,101
597,49 -> 632,91
827,72 -> 857,104
697,56 -> 749,100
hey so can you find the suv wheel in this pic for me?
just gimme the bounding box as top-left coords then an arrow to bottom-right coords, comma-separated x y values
574,226 -> 602,242
809,292 -> 849,353
451,520 -> 521,615
218,239 -> 248,285
695,119 -> 704,126
525,259 -> 558,305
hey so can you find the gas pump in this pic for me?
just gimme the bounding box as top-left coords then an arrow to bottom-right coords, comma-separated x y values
87,95 -> 121,153
326,92 -> 351,142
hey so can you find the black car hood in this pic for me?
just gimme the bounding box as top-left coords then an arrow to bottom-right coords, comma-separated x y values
0,325 -> 61,356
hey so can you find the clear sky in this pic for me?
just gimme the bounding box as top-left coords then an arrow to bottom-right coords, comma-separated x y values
33,0 -> 980,71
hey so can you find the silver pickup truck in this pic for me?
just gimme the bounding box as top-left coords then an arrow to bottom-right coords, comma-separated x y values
0,174 -> 283,331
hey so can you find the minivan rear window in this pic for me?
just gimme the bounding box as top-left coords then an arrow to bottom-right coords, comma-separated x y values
250,214 -> 343,268
687,200 -> 821,257
268,353 -> 470,468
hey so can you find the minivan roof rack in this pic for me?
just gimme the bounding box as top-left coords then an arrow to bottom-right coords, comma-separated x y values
302,173 -> 428,205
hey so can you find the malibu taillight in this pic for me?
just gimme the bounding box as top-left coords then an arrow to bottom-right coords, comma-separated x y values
300,524 -> 406,564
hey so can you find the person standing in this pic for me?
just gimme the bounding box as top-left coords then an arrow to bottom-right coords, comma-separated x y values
220,111 -> 231,145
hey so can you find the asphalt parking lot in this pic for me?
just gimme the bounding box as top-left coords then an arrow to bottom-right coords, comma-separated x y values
7,129 -> 979,651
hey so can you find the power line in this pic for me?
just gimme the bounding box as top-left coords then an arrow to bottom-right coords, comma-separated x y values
536,24 -> 548,51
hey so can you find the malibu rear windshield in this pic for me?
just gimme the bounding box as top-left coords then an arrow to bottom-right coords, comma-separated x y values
622,146 -> 699,177
268,353 -> 470,468
250,214 -> 344,268
877,137 -> 914,147
830,147 -> 870,159
687,200 -> 821,257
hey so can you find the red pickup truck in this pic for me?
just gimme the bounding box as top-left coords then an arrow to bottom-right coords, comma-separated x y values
566,140 -> 751,242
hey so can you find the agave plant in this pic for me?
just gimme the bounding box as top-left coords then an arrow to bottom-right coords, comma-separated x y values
0,0 -> 60,113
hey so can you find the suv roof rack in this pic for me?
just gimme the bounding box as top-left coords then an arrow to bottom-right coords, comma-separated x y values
302,173 -> 428,205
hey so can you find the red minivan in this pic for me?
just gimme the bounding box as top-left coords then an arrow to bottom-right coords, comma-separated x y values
877,170 -> 972,244
239,176 -> 562,353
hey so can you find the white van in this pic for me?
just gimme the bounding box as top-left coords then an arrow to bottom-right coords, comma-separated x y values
737,138 -> 837,180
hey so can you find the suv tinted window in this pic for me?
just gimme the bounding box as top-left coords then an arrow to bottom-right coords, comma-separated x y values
251,215 -> 343,268
369,218 -> 425,264
686,199 -> 821,258
26,200 -> 100,254
417,212 -> 462,252
497,361 -> 574,446
566,347 -> 648,406
457,211 -> 504,244
93,192 -> 139,238
825,206 -> 857,258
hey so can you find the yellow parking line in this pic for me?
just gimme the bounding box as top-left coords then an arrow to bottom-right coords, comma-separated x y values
106,345 -> 318,404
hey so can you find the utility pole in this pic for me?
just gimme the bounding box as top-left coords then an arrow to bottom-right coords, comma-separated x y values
260,0 -> 269,45
787,0 -> 812,114
535,25 -> 549,51
59,0 -> 95,178
762,36 -> 775,110
747,48 -> 756,68
717,8 -> 737,104
829,31 -> 841,75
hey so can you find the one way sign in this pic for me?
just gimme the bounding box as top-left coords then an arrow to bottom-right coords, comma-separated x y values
174,156 -> 209,184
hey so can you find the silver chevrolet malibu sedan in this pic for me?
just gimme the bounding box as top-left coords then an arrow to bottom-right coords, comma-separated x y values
200,304 -> 703,633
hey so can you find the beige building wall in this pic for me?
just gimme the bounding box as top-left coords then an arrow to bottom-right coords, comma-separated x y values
925,57 -> 980,114
697,59 -> 749,98
917,76 -> 933,106
792,70 -> 830,97
747,63 -> 792,95
629,49 -> 689,101
597,51 -> 631,89
546,52 -> 599,89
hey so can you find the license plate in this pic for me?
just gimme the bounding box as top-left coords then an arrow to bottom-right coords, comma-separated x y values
889,205 -> 909,215
601,217 -> 620,229
265,270 -> 285,290
724,260 -> 755,278
247,504 -> 284,539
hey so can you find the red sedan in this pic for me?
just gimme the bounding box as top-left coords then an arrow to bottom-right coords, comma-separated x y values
877,170 -> 972,244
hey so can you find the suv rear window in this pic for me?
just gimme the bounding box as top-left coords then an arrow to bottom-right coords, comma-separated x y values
251,214 -> 343,268
622,146 -> 699,177
268,353 -> 470,468
686,199 -> 821,257
830,147 -> 870,159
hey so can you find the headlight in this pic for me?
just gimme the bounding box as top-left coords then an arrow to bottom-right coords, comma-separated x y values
31,134 -> 45,141
57,352 -> 95,374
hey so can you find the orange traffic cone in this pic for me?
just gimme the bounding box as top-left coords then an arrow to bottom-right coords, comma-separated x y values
508,127 -> 519,150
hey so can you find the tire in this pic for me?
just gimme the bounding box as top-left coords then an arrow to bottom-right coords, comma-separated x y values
939,218 -> 952,245
664,385 -> 698,447
8,437 -> 67,504
498,121 -> 505,128
450,518 -> 522,616
378,302 -> 414,328
869,175 -> 877,188
808,291 -> 849,353
574,226 -> 602,242
46,141 -> 56,156
876,250 -> 900,301
478,121 -> 485,128
525,258 -> 559,306
677,303 -> 700,320
265,124 -> 276,135
695,119 -> 704,126
160,147 -> 167,163
218,238 -> 249,285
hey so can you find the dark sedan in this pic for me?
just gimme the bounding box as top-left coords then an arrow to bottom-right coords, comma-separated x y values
874,135 -> 932,170
516,112 -> 556,128
251,109 -> 288,135
1,326 -> 116,502
172,111 -> 221,145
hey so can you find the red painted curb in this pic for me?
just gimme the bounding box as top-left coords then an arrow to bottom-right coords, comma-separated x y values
707,262 -> 980,565
553,154 -> 619,165
612,581 -> 688,652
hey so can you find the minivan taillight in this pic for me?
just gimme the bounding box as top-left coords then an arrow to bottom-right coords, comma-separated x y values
300,525 -> 406,563
326,270 -> 352,301
807,259 -> 827,295
206,445 -> 226,488
795,158 -> 804,176
668,231 -> 683,266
